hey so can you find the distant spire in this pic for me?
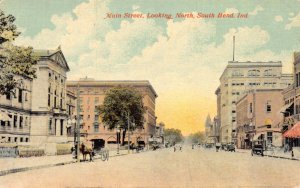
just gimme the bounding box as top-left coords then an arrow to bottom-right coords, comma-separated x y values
233,36 -> 235,61
57,45 -> 61,50
205,114 -> 212,127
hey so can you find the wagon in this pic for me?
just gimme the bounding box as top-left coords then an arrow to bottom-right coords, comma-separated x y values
251,140 -> 264,156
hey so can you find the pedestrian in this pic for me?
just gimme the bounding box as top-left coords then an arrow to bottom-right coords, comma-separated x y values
180,145 -> 182,151
192,144 -> 194,149
174,146 -> 176,152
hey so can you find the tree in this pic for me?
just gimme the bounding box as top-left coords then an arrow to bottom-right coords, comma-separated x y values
164,128 -> 183,145
0,9 -> 37,96
98,87 -> 145,145
186,131 -> 205,144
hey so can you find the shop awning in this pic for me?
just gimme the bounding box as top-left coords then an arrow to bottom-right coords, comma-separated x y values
0,112 -> 11,121
283,122 -> 300,138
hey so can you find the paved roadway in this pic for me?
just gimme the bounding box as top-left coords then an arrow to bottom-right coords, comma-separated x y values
1,147 -> 300,188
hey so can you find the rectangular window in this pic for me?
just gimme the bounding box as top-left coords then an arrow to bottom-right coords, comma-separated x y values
94,124 -> 99,133
19,116 -> 23,128
49,119 -> 52,132
20,137 -> 23,142
60,119 -> 63,136
25,138 -> 29,142
48,94 -> 51,106
6,93 -> 11,100
266,101 -> 271,113
94,115 -> 99,122
232,117 -> 236,122
8,114 -> 12,126
18,89 -> 23,103
249,103 -> 253,113
267,132 -> 273,144
14,137 -> 17,142
13,116 -> 17,127
54,97 -> 57,108
54,119 -> 57,135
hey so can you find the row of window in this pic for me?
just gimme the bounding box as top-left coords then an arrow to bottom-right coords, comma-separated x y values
49,72 -> 65,84
230,82 -> 277,87
4,88 -> 28,103
79,97 -> 100,105
0,115 -> 29,128
248,101 -> 271,113
232,69 -> 277,77
1,136 -> 29,143
48,93 -> 65,109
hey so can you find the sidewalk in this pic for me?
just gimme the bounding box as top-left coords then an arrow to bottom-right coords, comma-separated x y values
0,149 -> 129,176
236,148 -> 300,161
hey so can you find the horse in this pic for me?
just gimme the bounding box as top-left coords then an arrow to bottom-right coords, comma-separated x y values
80,142 -> 93,162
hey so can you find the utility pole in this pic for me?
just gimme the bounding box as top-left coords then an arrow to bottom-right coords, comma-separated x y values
76,84 -> 80,163
233,35 -> 236,61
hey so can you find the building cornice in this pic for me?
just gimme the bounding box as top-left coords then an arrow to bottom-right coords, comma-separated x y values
66,80 -> 158,98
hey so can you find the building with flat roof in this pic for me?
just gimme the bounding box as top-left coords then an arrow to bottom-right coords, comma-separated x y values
66,78 -> 158,148
218,61 -> 293,143
236,89 -> 284,149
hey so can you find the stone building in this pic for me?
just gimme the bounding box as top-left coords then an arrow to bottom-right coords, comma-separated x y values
236,89 -> 284,149
66,78 -> 158,148
218,61 -> 293,144
0,75 -> 32,143
0,48 -> 71,150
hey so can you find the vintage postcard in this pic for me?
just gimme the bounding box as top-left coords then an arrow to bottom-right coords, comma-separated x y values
0,0 -> 300,187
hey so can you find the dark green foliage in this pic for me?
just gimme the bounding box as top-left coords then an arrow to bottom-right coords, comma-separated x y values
98,87 -> 145,131
0,9 -> 37,95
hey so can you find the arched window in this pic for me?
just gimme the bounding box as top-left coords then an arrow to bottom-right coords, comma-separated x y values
248,70 -> 260,77
264,69 -> 273,76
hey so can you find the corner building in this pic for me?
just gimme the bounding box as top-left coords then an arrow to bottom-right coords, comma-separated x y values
66,78 -> 157,147
0,48 -> 71,149
219,61 -> 293,143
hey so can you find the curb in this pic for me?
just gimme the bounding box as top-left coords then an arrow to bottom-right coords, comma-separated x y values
265,155 -> 300,161
0,152 -> 128,177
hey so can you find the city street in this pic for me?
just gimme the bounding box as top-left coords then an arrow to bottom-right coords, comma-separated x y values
1,147 -> 300,187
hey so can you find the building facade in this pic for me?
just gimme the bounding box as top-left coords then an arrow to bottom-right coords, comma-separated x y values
66,78 -> 158,148
0,48 -> 71,149
282,51 -> 300,147
0,75 -> 32,143
219,61 -> 293,143
236,89 -> 284,149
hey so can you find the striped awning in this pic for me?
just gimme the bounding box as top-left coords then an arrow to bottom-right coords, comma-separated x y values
283,122 -> 300,138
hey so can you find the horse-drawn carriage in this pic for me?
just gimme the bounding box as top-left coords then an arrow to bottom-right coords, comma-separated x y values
72,140 -> 109,162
